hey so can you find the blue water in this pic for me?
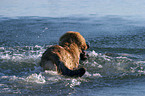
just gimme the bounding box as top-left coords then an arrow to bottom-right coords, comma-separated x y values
0,0 -> 145,96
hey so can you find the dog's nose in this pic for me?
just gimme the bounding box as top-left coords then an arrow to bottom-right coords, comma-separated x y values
86,42 -> 90,49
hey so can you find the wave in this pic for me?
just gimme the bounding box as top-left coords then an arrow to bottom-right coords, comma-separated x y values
0,45 -> 145,87
83,50 -> 145,77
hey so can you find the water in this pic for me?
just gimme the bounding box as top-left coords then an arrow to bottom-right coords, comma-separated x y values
0,0 -> 145,95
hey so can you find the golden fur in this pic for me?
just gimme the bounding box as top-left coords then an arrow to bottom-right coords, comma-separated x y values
40,31 -> 88,77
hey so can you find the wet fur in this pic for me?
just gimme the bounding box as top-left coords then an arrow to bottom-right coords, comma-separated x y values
40,31 -> 88,77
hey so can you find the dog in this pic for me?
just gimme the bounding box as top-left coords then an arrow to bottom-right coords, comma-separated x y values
40,31 -> 89,77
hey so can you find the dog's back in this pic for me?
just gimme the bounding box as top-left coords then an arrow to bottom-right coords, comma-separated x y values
40,45 -> 86,77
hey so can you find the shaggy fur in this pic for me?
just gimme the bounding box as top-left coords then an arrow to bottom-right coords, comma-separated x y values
40,31 -> 88,77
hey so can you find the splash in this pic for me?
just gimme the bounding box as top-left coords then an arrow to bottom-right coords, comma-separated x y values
26,73 -> 46,84
70,79 -> 81,88
84,50 -> 145,78
0,45 -> 45,63
0,45 -> 145,87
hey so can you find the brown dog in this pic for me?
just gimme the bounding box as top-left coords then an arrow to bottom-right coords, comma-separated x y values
40,31 -> 89,77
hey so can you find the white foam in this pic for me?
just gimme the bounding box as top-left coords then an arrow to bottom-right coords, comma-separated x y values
88,50 -> 98,57
0,46 -> 45,64
1,46 -> 145,85
26,73 -> 46,84
1,54 -> 11,60
102,55 -> 111,61
84,50 -> 145,77
0,47 -> 5,50
85,71 -> 92,77
136,61 -> 145,64
70,79 -> 81,88
93,73 -> 102,77
84,71 -> 102,78
0,75 -> 25,82
98,65 -> 103,68
44,70 -> 57,75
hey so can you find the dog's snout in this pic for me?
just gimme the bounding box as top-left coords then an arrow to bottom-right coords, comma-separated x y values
86,42 -> 90,49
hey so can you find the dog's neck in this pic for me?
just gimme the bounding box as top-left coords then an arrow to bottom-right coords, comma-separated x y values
62,43 -> 81,51
62,43 -> 82,61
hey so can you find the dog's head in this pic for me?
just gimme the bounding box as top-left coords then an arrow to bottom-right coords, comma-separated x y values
59,31 -> 89,50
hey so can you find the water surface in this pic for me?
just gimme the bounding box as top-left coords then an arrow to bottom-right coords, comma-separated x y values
0,0 -> 145,96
